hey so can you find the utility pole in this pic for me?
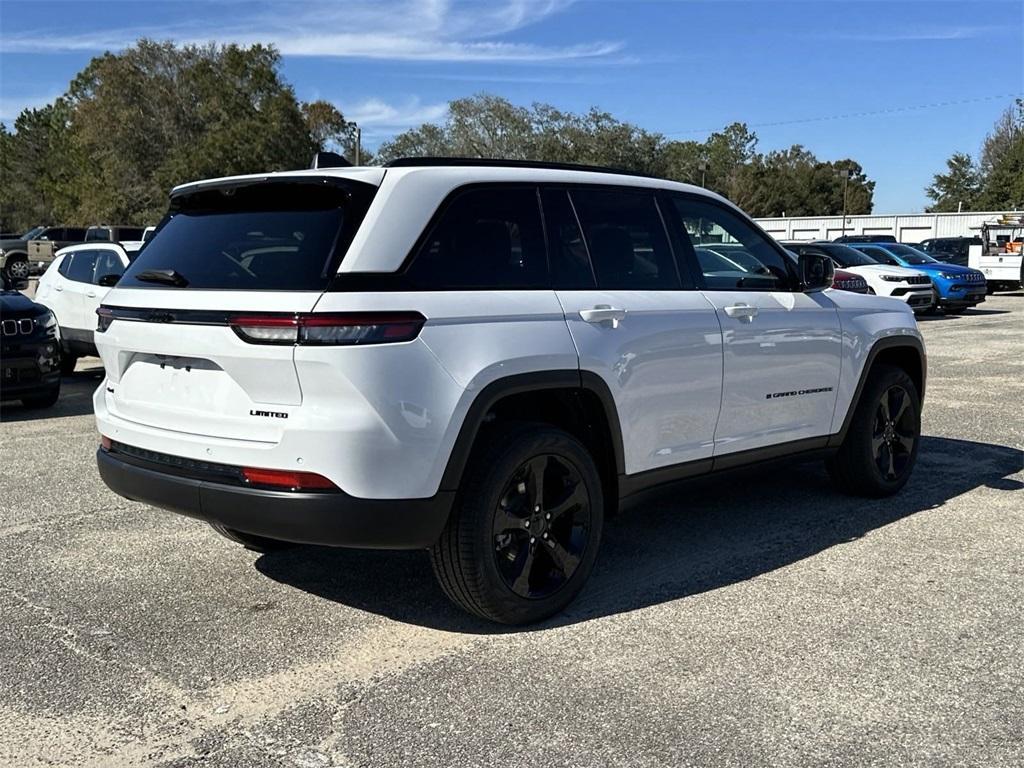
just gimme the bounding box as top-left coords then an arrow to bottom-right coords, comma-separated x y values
697,160 -> 709,188
355,127 -> 361,166
836,169 -> 850,237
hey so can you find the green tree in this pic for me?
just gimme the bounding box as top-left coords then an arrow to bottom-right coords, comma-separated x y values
925,152 -> 981,212
976,100 -> 1024,210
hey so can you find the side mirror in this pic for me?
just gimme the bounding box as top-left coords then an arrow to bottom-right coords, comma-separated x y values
97,273 -> 121,287
798,252 -> 834,293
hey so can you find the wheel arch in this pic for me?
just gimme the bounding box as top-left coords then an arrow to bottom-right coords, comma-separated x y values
438,371 -> 625,507
829,335 -> 926,447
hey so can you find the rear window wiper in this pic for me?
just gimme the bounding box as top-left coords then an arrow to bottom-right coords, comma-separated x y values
134,269 -> 189,287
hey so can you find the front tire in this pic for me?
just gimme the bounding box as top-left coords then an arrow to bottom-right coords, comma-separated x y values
827,364 -> 921,497
21,383 -> 60,409
430,423 -> 604,624
2,256 -> 29,283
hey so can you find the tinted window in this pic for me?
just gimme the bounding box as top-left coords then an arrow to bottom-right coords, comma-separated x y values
541,189 -> 594,289
406,186 -> 546,289
118,228 -> 144,240
93,249 -> 125,283
669,197 -> 791,290
814,243 -> 881,268
853,245 -> 900,266
56,254 -> 71,277
569,188 -> 678,290
64,228 -> 87,240
86,228 -> 111,242
119,181 -> 372,291
66,251 -> 98,283
882,243 -> 937,264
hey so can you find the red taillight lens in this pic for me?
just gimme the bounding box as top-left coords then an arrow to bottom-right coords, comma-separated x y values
241,467 -> 338,492
230,313 -> 425,346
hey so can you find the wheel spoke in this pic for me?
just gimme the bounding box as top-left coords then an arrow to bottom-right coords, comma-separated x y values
877,394 -> 891,423
883,443 -> 896,479
493,504 -> 524,535
544,537 -> 581,577
895,434 -> 915,455
547,482 -> 587,521
890,388 -> 910,424
871,433 -> 886,457
526,456 -> 548,511
511,544 -> 537,595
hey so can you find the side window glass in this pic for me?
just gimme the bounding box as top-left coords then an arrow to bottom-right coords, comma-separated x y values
93,250 -> 125,283
541,189 -> 595,289
406,187 -> 547,289
57,255 -> 72,277
669,197 -> 792,291
66,250 -> 98,283
569,188 -> 678,290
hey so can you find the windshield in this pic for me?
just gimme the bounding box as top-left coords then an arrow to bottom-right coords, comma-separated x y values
20,226 -> 46,240
118,180 -> 375,290
879,243 -> 938,265
819,243 -> 880,268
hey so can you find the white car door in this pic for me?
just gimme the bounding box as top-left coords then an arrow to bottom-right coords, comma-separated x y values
665,194 -> 842,458
55,249 -> 99,334
549,187 -> 723,476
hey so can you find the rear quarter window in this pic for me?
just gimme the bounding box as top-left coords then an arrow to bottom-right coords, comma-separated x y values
118,180 -> 376,291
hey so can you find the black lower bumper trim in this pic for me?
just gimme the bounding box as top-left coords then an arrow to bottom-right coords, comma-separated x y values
97,449 -> 453,550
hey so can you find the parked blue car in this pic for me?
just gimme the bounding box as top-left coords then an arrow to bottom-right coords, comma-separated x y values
850,243 -> 987,313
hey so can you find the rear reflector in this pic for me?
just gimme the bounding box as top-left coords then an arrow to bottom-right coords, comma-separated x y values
100,435 -> 112,450
230,312 -> 425,346
241,467 -> 338,492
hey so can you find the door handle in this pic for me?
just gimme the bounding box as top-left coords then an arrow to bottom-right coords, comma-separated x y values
579,305 -> 627,328
724,304 -> 758,322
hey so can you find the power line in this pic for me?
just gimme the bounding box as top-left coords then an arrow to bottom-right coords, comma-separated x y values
667,93 -> 1022,137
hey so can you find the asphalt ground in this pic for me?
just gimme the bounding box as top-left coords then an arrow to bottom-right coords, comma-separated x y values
1,291 -> 1022,767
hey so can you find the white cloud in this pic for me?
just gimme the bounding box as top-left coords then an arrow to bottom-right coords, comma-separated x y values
821,25 -> 1006,42
345,98 -> 448,130
0,1 -> 622,63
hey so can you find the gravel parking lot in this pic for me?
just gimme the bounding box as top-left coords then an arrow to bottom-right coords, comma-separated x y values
1,294 -> 1022,767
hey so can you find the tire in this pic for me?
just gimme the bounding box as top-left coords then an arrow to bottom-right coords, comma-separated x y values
2,256 -> 29,283
430,423 -> 604,625
21,383 -> 60,409
826,364 -> 921,497
60,354 -> 78,376
208,522 -> 294,553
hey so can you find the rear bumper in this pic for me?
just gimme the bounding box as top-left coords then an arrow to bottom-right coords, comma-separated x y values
97,448 -> 454,549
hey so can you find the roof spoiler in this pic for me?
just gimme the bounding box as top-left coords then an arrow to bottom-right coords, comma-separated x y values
310,151 -> 352,169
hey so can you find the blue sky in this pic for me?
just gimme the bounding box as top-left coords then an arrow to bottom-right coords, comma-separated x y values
1,0 -> 1021,212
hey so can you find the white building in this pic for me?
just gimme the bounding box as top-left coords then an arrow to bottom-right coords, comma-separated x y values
754,211 -> 1019,243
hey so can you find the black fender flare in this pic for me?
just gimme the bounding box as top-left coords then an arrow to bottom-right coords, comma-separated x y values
438,370 -> 626,493
828,335 -> 926,448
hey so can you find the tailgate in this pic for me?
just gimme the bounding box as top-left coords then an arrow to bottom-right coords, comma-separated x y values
96,289 -> 321,442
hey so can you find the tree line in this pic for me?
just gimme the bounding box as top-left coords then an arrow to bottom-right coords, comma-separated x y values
1,40 -> 896,231
925,99 -> 1024,213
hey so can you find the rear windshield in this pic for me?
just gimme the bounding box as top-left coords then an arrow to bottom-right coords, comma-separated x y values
118,180 -> 375,290
817,243 -> 880,268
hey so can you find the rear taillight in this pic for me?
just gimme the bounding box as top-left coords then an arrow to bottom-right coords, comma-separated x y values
100,435 -> 112,450
241,467 -> 338,492
230,313 -> 425,346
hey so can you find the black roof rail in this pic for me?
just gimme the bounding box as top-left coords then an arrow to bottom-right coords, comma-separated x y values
383,156 -> 662,179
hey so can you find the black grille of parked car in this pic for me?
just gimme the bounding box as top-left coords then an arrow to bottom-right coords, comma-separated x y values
906,275 -> 931,285
1,318 -> 34,335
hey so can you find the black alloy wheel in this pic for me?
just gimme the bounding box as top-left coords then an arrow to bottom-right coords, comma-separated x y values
871,384 -> 916,481
492,454 -> 591,599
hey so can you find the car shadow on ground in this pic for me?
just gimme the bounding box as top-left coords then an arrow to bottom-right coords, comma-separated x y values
0,361 -> 104,422
255,435 -> 1024,634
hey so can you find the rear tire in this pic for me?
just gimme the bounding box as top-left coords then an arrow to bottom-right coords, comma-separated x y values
208,522 -> 294,553
827,364 -> 921,497
2,256 -> 29,283
430,423 -> 604,625
21,383 -> 60,409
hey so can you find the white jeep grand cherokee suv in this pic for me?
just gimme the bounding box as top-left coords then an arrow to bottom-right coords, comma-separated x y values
94,158 -> 925,624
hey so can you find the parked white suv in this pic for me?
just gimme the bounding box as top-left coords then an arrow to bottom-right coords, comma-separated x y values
781,241 -> 934,312
36,242 -> 138,373
94,159 -> 926,624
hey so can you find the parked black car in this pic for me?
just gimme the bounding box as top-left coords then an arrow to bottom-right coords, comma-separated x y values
0,289 -> 62,408
917,236 -> 984,267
